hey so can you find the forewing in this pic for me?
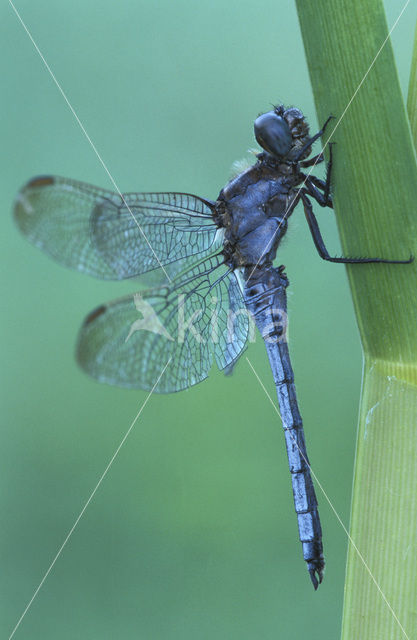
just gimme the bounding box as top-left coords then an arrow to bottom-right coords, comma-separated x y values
14,176 -> 219,280
76,255 -> 250,392
92,191 -> 219,278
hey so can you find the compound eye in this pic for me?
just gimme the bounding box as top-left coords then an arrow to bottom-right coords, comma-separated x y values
254,112 -> 292,157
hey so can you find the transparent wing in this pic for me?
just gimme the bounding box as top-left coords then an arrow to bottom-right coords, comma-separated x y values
13,175 -> 219,280
76,254 -> 251,392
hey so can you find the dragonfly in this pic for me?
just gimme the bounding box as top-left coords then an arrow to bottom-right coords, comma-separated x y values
13,104 -> 411,589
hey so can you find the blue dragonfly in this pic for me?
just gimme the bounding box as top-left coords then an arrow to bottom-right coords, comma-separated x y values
14,104 -> 410,588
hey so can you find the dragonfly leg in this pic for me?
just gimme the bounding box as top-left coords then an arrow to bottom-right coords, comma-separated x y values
302,142 -> 335,209
300,191 -> 413,264
293,115 -> 334,163
304,178 -> 333,209
300,152 -> 324,168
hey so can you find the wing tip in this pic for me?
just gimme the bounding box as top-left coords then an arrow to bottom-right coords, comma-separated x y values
13,175 -> 56,227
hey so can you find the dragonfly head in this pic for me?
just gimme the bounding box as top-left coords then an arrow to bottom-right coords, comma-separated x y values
254,105 -> 310,161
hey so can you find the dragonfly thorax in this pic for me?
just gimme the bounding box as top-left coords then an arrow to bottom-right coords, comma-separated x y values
216,157 -> 300,269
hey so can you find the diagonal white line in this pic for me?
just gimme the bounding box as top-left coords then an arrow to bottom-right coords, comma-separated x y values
8,1 -> 412,638
327,0 -> 411,142
245,356 -> 410,640
245,0 -> 411,284
8,0 -> 172,284
8,359 -> 172,640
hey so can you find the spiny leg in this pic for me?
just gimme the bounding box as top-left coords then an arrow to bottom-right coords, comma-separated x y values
300,191 -> 413,264
293,115 -> 334,163
304,177 -> 333,208
300,152 -> 324,168
299,143 -> 334,211
305,175 -> 327,192
321,140 -> 333,203
303,141 -> 335,206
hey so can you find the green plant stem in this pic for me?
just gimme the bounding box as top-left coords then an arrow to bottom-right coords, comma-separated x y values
295,1 -> 417,638
407,20 -> 417,145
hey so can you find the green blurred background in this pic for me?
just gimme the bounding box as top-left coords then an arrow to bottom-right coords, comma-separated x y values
1,1 -> 416,638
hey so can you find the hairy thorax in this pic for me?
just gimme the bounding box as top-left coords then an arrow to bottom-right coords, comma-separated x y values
214,158 -> 300,269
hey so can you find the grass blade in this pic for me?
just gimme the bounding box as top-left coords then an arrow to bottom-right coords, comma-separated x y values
295,1 -> 417,637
